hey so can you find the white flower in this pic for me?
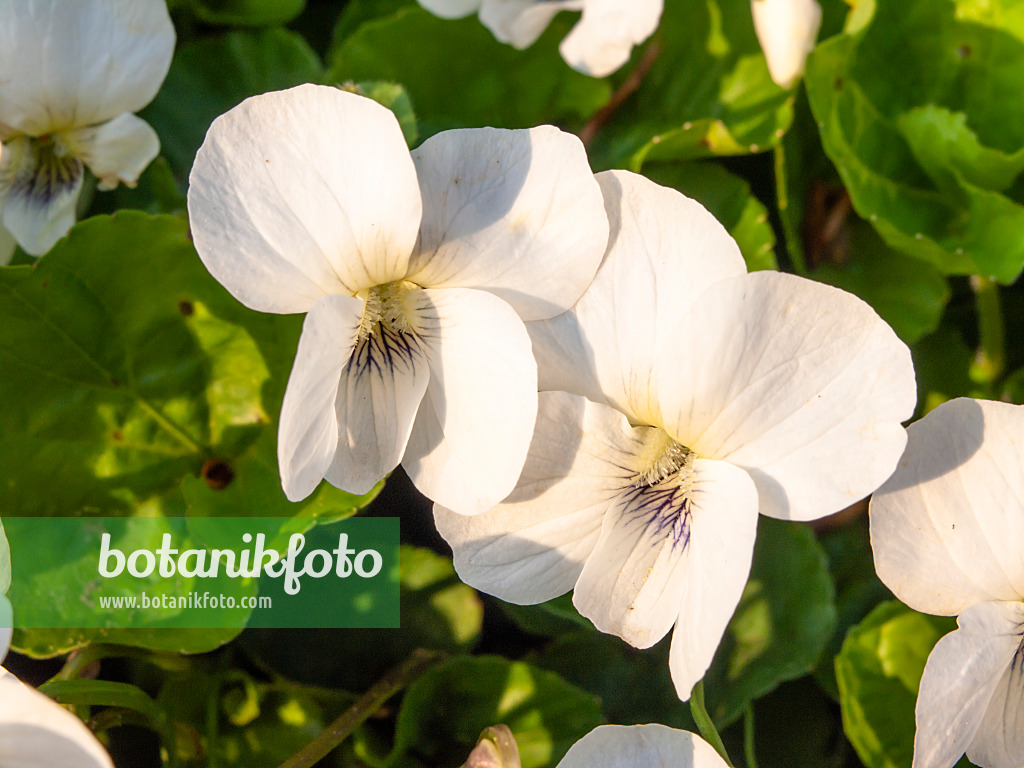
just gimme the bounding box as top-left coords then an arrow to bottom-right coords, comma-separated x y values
0,525 -> 112,768
869,398 -> 1024,768
751,0 -> 822,88
187,84 -> 608,515
436,170 -> 916,699
416,0 -> 663,77
0,0 -> 175,256
557,724 -> 729,768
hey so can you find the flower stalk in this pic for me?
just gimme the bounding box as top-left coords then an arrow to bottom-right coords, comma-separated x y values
689,681 -> 736,768
969,275 -> 1005,395
276,649 -> 445,768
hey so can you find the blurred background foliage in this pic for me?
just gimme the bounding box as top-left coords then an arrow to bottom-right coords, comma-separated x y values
2,0 -> 1021,766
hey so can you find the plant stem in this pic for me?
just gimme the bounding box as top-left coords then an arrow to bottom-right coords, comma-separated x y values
969,275 -> 1005,394
277,649 -> 444,768
743,705 -> 759,768
578,39 -> 661,149
689,681 -> 736,768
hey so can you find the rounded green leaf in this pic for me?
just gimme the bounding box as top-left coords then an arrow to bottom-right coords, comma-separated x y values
702,517 -> 837,727
388,656 -> 603,768
836,601 -> 957,768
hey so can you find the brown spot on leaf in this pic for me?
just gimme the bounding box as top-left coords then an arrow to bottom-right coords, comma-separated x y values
202,459 -> 235,490
112,430 -> 123,441
178,300 -> 194,316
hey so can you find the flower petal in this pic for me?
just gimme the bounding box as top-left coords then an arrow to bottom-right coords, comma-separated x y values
912,601 -> 1024,768
278,293 -> 364,502
751,0 -> 821,89
967,621 -> 1024,768
559,0 -> 663,77
657,270 -> 915,523
409,125 -> 607,321
188,85 -> 423,314
0,136 -> 82,256
324,289 -> 434,497
574,458 -> 758,674
417,0 -> 482,18
528,170 -> 746,425
0,595 -> 10,661
434,391 -> 641,603
556,724 -> 729,768
402,287 -> 537,515
870,398 -> 1024,616
71,113 -> 159,191
0,0 -> 174,134
479,0 -> 580,48
0,672 -> 114,768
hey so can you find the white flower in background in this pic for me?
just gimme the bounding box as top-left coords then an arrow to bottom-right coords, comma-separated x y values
557,724 -> 729,768
0,522 -> 112,768
0,0 -> 175,256
437,170 -> 915,699
870,398 -> 1024,768
751,0 -> 822,88
416,0 -> 663,77
188,84 -> 608,515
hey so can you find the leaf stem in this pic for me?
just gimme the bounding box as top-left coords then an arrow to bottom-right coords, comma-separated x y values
743,705 -> 758,768
689,681 -> 736,768
276,649 -> 445,768
579,39 -> 661,149
969,275 -> 1005,394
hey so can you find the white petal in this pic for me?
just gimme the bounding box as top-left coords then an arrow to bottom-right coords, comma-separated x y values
574,458 -> 758,670
479,0 -> 581,48
871,398 -> 1024,616
665,460 -> 760,700
968,628 -> 1024,768
912,601 -> 1024,768
657,270 -> 915,523
402,287 -> 537,515
0,225 -> 16,266
528,170 -> 746,426
434,391 -> 644,603
278,294 -> 364,503
324,290 -> 432,497
188,85 -> 423,314
557,724 -> 730,768
751,0 -> 822,88
417,0 -> 482,18
560,0 -> 663,77
0,595 -> 10,661
0,672 -> 114,768
0,136 -> 82,256
71,113 -> 159,191
0,0 -> 174,134
409,125 -> 607,321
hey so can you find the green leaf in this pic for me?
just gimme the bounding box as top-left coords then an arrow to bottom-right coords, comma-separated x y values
644,162 -> 778,271
814,517 -> 893,699
500,592 -> 593,637
0,519 -> 9,595
805,0 -> 1024,283
836,601 -> 956,768
589,0 -> 794,170
347,80 -> 419,147
809,219 -> 950,343
142,28 -> 323,180
911,322 -> 976,416
537,632 -> 696,730
388,656 -> 603,768
41,679 -> 170,729
776,92 -> 949,343
702,517 -> 837,727
181,0 -> 306,26
241,546 -> 481,692
326,7 -> 610,138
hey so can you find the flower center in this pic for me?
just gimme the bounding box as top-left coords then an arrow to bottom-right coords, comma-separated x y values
633,428 -> 696,488
0,134 -> 82,205
355,280 -> 420,342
